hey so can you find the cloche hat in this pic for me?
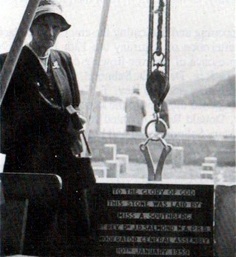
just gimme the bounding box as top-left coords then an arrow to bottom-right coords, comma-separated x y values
33,0 -> 71,31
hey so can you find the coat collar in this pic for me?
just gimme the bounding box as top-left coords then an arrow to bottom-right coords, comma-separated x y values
20,46 -> 73,107
22,46 -> 64,86
21,46 -> 49,82
49,49 -> 72,107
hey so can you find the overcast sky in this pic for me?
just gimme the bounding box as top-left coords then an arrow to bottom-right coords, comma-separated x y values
0,0 -> 235,99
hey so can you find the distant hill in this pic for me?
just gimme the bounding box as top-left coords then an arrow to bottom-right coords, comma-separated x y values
169,75 -> 235,107
168,69 -> 234,101
102,95 -> 122,102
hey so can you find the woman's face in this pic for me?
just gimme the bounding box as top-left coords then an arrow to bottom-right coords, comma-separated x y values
31,14 -> 62,50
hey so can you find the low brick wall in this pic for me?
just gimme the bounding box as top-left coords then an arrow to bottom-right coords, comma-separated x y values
89,133 -> 235,166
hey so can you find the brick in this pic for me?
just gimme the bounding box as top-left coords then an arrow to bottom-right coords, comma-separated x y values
204,157 -> 217,165
104,144 -> 117,160
171,147 -> 184,168
202,163 -> 216,171
201,163 -> 215,179
105,160 -> 120,178
93,166 -> 107,178
116,154 -> 129,174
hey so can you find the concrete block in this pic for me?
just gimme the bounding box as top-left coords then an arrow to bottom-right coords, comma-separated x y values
93,166 -> 107,178
104,144 -> 117,160
201,172 -> 213,179
201,163 -> 215,179
105,160 -> 120,178
202,163 -> 216,171
204,156 -> 217,165
116,154 -> 129,174
171,146 -> 184,168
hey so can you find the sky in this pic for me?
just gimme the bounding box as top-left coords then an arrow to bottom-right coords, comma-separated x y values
0,0 -> 235,100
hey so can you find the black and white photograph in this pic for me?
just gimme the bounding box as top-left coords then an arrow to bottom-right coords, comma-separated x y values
0,1 -> 235,256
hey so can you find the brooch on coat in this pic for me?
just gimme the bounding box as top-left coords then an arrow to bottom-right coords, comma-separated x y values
52,61 -> 60,69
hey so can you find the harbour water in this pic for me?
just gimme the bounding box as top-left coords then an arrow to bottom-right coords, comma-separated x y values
100,102 -> 235,136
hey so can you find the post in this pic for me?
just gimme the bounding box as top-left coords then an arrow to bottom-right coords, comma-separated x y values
85,0 -> 111,138
0,0 -> 41,106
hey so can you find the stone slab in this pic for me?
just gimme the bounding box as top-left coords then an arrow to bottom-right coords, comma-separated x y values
91,182 -> 214,257
105,160 -> 120,178
94,166 -> 108,178
215,185 -> 236,257
116,154 -> 129,174
171,147 -> 184,168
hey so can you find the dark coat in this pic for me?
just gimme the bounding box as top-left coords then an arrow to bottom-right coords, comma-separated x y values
0,47 -> 95,256
0,46 -> 81,176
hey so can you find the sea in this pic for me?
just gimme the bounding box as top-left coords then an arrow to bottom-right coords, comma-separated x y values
100,102 -> 235,136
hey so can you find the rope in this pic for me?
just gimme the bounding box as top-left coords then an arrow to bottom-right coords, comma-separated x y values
165,0 -> 171,89
155,0 -> 165,56
146,0 -> 171,113
143,0 -> 172,182
147,0 -> 155,79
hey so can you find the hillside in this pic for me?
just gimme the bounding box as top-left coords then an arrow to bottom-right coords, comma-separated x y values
102,95 -> 122,102
168,69 -> 234,101
169,75 -> 235,107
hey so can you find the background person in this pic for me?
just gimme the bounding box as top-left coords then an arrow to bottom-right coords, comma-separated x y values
0,0 -> 95,256
155,100 -> 170,132
125,88 -> 147,132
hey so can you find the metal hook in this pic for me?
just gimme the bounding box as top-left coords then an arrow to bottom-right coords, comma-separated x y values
139,137 -> 152,151
154,144 -> 172,181
141,117 -> 172,181
139,143 -> 155,181
152,51 -> 165,68
145,118 -> 168,141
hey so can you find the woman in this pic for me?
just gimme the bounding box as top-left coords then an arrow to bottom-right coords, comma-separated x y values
0,0 -> 95,256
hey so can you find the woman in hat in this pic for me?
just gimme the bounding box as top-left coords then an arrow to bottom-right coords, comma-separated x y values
0,0 -> 95,256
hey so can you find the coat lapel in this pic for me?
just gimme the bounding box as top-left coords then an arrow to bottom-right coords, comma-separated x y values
50,50 -> 72,107
21,46 -> 49,82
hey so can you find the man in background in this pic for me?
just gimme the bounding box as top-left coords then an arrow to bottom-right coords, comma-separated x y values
125,88 -> 147,132
155,100 -> 170,132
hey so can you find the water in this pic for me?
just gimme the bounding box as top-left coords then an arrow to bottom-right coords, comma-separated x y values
100,102 -> 235,136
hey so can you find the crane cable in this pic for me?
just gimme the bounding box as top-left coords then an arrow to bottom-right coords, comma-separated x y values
155,0 -> 164,57
147,0 -> 155,78
141,0 -> 172,181
146,0 -> 170,114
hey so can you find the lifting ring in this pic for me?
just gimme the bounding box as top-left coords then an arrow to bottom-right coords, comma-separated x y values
145,118 -> 168,141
